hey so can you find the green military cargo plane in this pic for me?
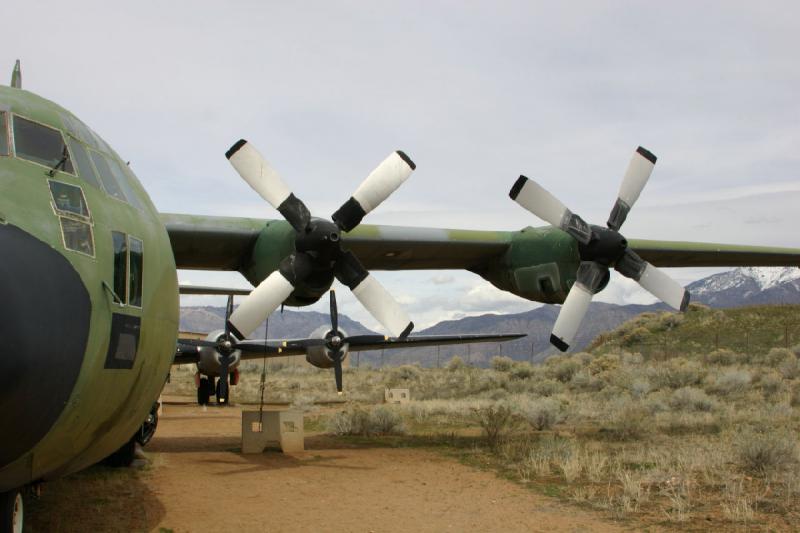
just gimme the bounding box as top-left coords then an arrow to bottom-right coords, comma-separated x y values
1,59 -> 799,531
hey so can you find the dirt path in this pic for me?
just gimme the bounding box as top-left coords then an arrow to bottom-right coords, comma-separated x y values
143,400 -> 624,533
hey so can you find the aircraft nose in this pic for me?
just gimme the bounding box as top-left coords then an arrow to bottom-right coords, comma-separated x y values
0,224 -> 91,473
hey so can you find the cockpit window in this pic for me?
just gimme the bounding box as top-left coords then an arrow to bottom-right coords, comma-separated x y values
90,150 -> 128,203
48,180 -> 90,218
128,237 -> 143,307
0,112 -> 8,156
59,217 -> 94,256
13,115 -> 75,174
66,137 -> 104,192
112,231 -> 128,302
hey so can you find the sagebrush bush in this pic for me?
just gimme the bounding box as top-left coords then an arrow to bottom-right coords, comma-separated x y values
709,369 -> 752,396
669,387 -> 716,412
491,356 -> 514,372
605,401 -> 649,440
650,358 -> 706,389
736,432 -> 798,474
446,356 -> 466,371
475,404 -> 516,450
546,356 -> 581,383
518,398 -> 564,431
757,347 -> 796,367
509,362 -> 535,380
757,371 -> 783,399
532,378 -> 563,397
327,406 -> 406,436
704,349 -> 739,366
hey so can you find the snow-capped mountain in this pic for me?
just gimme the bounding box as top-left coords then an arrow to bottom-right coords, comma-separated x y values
688,267 -> 800,307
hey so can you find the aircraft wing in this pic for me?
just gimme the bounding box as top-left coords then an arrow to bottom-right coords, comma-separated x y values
173,333 -> 526,365
161,213 -> 800,272
628,239 -> 800,268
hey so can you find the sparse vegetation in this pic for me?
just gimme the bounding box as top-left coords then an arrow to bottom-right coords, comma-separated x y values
163,304 -> 800,530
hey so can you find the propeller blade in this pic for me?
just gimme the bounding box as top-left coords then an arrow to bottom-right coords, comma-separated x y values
224,294 -> 234,338
550,282 -> 593,352
330,289 -> 338,334
227,270 -> 295,340
638,263 -> 690,311
607,146 -> 657,231
335,251 -> 412,338
333,354 -> 343,395
177,338 -> 218,348
226,139 -> 311,232
218,355 -> 230,404
509,176 -> 592,244
332,151 -> 415,232
615,249 -> 689,311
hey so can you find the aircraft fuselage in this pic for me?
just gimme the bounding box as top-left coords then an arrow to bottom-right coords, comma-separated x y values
0,86 -> 179,492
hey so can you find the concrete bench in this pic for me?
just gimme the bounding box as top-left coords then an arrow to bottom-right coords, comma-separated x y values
241,409 -> 304,454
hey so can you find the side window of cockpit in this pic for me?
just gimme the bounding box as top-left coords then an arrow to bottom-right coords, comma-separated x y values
13,116 -> 75,174
66,137 -> 104,192
112,231 -> 128,303
48,180 -> 95,257
90,150 -> 128,202
0,112 -> 8,156
128,237 -> 144,307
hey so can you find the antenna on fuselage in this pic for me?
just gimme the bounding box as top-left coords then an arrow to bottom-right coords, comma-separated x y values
10,60 -> 21,89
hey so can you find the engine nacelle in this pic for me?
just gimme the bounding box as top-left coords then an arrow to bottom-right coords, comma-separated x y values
305,326 -> 349,369
196,330 -> 241,376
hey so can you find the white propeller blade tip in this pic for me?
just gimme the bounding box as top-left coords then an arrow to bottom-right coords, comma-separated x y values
636,146 -> 657,164
225,139 -> 248,160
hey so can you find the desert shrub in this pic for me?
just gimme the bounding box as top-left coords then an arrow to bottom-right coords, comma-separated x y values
758,371 -> 783,399
736,432 -> 798,474
629,378 -> 651,399
604,401 -> 649,440
669,387 -> 716,412
518,398 -> 564,430
509,362 -> 535,380
546,356 -> 581,383
532,378 -> 563,397
475,404 -> 516,450
588,353 -> 620,376
704,349 -> 739,366
389,364 -> 421,382
570,370 -> 604,392
491,356 -> 514,372
621,326 -> 651,347
327,407 -> 371,436
368,406 -> 406,435
709,369 -> 752,396
327,406 -> 406,436
778,356 -> 800,379
650,358 -> 706,389
755,347 -> 795,367
656,312 -> 684,331
791,383 -> 800,407
446,356 -> 466,371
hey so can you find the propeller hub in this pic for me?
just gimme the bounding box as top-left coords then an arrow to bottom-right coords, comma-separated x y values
295,218 -> 342,260
578,225 -> 628,267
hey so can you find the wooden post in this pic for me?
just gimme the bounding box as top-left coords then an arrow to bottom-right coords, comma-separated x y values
436,345 -> 440,368
467,344 -> 471,366
530,341 -> 535,364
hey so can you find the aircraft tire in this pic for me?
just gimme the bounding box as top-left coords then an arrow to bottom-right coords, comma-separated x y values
197,377 -> 210,405
0,489 -> 23,533
215,379 -> 230,406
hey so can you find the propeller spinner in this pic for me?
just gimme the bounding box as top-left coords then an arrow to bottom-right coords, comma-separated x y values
509,146 -> 689,352
225,140 -> 416,341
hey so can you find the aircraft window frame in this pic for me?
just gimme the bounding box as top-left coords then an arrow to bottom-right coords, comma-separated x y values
89,149 -> 129,204
128,236 -> 144,308
66,136 -> 105,193
58,216 -> 95,258
11,114 -> 76,176
48,180 -> 91,220
0,111 -> 8,156
112,231 -> 128,305
111,231 -> 144,308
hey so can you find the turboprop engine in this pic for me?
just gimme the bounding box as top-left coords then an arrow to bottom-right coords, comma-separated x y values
197,330 -> 242,376
305,326 -> 350,369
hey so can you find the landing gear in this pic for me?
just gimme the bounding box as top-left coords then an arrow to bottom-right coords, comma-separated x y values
0,489 -> 23,533
197,376 -> 213,405
136,401 -> 160,446
216,377 -> 230,405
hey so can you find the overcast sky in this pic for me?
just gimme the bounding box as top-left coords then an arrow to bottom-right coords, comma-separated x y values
6,1 -> 800,331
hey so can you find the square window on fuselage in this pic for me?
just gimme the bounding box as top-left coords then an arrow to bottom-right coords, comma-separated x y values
49,180 -> 90,219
